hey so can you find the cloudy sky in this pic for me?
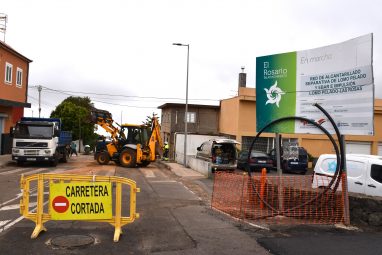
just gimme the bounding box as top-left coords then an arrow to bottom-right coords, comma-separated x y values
2,0 -> 381,124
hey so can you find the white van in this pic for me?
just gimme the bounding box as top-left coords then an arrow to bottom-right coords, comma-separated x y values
196,139 -> 238,171
312,154 -> 382,197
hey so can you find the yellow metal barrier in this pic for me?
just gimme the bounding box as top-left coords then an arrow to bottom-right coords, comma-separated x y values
19,173 -> 140,242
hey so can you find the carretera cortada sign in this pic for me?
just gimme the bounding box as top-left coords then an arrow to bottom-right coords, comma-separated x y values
50,182 -> 112,220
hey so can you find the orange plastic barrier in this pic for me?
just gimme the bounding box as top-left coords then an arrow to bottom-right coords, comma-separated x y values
212,172 -> 346,225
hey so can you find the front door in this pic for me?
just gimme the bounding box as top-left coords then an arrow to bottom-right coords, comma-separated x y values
366,164 -> 382,197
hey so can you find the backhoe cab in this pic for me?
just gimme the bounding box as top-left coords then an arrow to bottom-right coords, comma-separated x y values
91,108 -> 163,168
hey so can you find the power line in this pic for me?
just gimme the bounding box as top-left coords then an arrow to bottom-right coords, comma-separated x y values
30,87 -> 160,109
29,85 -> 220,102
28,95 -> 56,108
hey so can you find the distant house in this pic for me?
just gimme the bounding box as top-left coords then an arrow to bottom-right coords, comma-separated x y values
0,41 -> 32,154
158,103 -> 220,160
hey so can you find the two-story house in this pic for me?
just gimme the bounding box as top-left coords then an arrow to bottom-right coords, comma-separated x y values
158,103 -> 220,160
0,41 -> 32,154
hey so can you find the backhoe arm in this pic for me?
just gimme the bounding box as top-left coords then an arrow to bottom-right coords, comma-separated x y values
148,117 -> 163,161
90,108 -> 120,142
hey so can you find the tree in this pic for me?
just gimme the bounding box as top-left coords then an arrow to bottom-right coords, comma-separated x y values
50,97 -> 97,145
142,112 -> 160,127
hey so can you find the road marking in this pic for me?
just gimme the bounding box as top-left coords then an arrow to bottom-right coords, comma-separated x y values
0,202 -> 37,211
247,222 -> 270,231
0,200 -> 49,234
30,192 -> 49,197
0,180 -> 49,207
143,170 -> 156,178
0,168 -> 28,175
20,168 -> 46,176
0,220 -> 11,228
150,180 -> 177,183
50,168 -> 66,173
0,193 -> 22,207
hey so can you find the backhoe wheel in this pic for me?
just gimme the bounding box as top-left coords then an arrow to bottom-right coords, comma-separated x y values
119,148 -> 137,168
137,160 -> 150,167
96,152 -> 110,165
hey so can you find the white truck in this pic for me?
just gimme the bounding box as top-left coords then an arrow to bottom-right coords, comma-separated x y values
312,154 -> 382,197
11,117 -> 72,166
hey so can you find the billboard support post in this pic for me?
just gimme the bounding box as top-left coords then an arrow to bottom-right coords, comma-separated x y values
340,135 -> 350,225
276,133 -> 284,212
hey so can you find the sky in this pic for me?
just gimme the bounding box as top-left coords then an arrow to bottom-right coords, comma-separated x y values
2,0 -> 381,126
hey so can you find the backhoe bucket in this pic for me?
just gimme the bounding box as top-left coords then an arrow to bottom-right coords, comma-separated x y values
90,108 -> 113,123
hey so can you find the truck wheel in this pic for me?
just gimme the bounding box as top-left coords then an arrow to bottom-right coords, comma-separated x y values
96,152 -> 110,165
60,151 -> 68,163
119,149 -> 137,168
50,155 -> 58,167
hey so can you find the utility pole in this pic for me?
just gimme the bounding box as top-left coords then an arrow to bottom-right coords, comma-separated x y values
0,13 -> 7,42
172,42 -> 190,167
38,85 -> 42,118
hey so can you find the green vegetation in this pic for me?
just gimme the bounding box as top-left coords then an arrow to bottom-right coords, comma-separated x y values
50,96 -> 98,146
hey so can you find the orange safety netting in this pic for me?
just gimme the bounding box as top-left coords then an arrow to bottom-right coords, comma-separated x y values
211,171 -> 348,225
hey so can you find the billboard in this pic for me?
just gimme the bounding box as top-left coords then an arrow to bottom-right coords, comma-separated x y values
256,34 -> 374,135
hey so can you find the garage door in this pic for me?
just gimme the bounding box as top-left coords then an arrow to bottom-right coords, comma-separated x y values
346,142 -> 371,154
378,144 -> 382,156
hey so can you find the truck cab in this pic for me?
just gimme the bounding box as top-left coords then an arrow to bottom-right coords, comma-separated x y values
11,117 -> 71,166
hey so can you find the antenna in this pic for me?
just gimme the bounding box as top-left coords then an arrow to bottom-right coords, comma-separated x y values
0,13 -> 7,42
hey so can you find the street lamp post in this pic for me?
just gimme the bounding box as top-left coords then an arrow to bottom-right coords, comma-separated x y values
173,43 -> 189,167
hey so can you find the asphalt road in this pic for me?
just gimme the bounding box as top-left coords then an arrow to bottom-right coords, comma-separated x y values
0,155 -> 269,255
0,155 -> 381,255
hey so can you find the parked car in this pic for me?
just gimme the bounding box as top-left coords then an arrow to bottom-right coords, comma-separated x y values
312,154 -> 382,197
196,139 -> 238,171
237,150 -> 273,172
269,146 -> 308,174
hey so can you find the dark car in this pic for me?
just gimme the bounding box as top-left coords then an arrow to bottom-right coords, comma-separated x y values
269,146 -> 308,174
237,150 -> 273,172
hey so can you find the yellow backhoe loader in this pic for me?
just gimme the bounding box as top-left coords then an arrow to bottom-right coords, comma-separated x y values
91,108 -> 163,168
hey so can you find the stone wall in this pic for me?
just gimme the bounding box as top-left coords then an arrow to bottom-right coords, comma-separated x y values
349,193 -> 382,229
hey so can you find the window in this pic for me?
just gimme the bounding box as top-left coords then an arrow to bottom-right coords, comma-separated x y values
346,160 -> 365,178
16,67 -> 23,88
371,164 -> 382,184
5,62 -> 12,84
186,112 -> 196,123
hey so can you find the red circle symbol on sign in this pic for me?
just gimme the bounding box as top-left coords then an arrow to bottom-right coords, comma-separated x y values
52,196 -> 70,213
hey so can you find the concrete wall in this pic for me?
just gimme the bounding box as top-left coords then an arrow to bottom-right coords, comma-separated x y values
219,97 -> 239,138
188,156 -> 212,177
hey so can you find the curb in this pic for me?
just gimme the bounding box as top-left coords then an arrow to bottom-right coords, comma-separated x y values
0,155 -> 12,168
156,160 -> 172,171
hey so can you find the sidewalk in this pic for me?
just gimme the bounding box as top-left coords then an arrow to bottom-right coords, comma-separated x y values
0,154 -> 12,168
158,160 -> 206,178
